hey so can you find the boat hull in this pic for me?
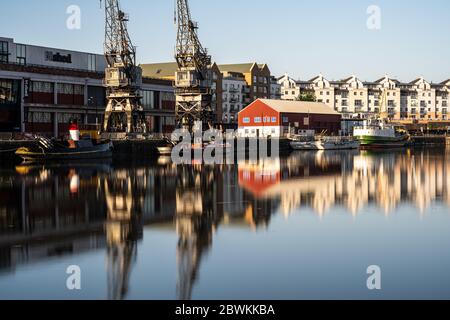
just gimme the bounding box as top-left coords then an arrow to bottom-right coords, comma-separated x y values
15,142 -> 113,162
355,135 -> 410,148
290,139 -> 360,151
316,140 -> 361,150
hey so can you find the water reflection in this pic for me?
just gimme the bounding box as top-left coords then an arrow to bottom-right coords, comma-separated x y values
0,148 -> 450,299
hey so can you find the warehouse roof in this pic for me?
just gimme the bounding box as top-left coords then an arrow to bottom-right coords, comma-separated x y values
255,99 -> 340,115
218,63 -> 267,74
140,62 -> 177,79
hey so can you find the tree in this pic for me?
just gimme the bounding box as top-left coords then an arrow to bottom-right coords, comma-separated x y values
296,92 -> 316,102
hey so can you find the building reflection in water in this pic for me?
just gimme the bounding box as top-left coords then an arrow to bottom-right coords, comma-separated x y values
238,148 -> 450,218
0,148 -> 450,299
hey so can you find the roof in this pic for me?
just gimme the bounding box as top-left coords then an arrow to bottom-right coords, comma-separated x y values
246,99 -> 340,115
373,76 -> 400,84
218,63 -> 256,73
140,62 -> 178,79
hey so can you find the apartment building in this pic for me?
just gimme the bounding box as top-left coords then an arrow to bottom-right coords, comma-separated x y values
270,76 -> 282,100
221,72 -> 247,124
279,73 -> 450,121
218,63 -> 274,124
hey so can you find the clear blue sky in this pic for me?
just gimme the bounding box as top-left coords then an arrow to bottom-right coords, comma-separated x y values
1,0 -> 450,82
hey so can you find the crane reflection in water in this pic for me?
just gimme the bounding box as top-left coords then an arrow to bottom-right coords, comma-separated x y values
1,148 -> 450,299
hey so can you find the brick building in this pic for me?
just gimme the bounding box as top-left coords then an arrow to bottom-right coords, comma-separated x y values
237,99 -> 341,138
0,37 -> 176,137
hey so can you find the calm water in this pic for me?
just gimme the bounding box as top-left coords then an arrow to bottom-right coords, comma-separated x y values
1,148 -> 450,300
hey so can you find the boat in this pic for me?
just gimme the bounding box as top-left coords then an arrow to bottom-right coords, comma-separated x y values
315,136 -> 360,150
289,134 -> 317,150
290,135 -> 360,151
15,136 -> 113,162
353,118 -> 410,148
157,137 -> 176,156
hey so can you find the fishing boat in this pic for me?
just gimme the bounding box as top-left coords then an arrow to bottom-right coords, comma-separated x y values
315,136 -> 360,150
353,118 -> 410,148
290,135 -> 360,151
353,86 -> 410,148
290,134 -> 318,151
15,136 -> 113,162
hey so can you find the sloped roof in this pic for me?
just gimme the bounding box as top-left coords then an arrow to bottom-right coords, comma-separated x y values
373,76 -> 400,84
140,62 -> 178,79
254,99 -> 340,115
218,63 -> 256,73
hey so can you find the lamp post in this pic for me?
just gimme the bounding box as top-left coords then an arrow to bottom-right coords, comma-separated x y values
88,96 -> 98,130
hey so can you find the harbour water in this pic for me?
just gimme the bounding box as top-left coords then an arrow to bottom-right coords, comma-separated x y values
1,147 -> 450,300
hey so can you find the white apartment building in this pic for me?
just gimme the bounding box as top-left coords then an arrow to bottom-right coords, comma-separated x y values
270,76 -> 281,100
222,73 -> 247,124
278,73 -> 450,121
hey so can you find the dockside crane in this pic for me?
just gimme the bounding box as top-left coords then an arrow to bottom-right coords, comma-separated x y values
174,0 -> 214,133
101,0 -> 144,134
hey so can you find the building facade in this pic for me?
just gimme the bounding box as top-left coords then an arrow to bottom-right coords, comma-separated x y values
140,62 -> 223,125
279,73 -> 450,122
218,63 -> 275,125
237,99 -> 341,138
0,37 -> 176,136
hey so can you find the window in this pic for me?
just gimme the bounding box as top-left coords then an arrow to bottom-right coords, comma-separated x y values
141,90 -> 155,110
16,44 -> 26,65
243,117 -> 250,123
271,117 -> 277,123
32,81 -> 54,93
0,41 -> 8,63
0,79 -> 20,104
87,54 -> 96,72
254,117 -> 262,123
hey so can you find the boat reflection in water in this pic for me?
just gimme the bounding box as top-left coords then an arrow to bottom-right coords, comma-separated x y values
1,147 -> 450,299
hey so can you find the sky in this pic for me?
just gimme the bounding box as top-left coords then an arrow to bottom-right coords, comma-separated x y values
1,0 -> 450,83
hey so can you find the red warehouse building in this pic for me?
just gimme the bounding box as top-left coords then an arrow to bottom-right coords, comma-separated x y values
237,99 -> 342,138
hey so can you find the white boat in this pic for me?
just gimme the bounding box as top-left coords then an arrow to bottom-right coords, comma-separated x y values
353,118 -> 409,148
315,136 -> 361,150
290,136 -> 360,151
289,134 -> 317,150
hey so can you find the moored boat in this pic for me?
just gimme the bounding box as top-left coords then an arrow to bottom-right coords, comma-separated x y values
15,136 -> 113,162
353,118 -> 410,148
290,135 -> 360,151
315,136 -> 361,150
